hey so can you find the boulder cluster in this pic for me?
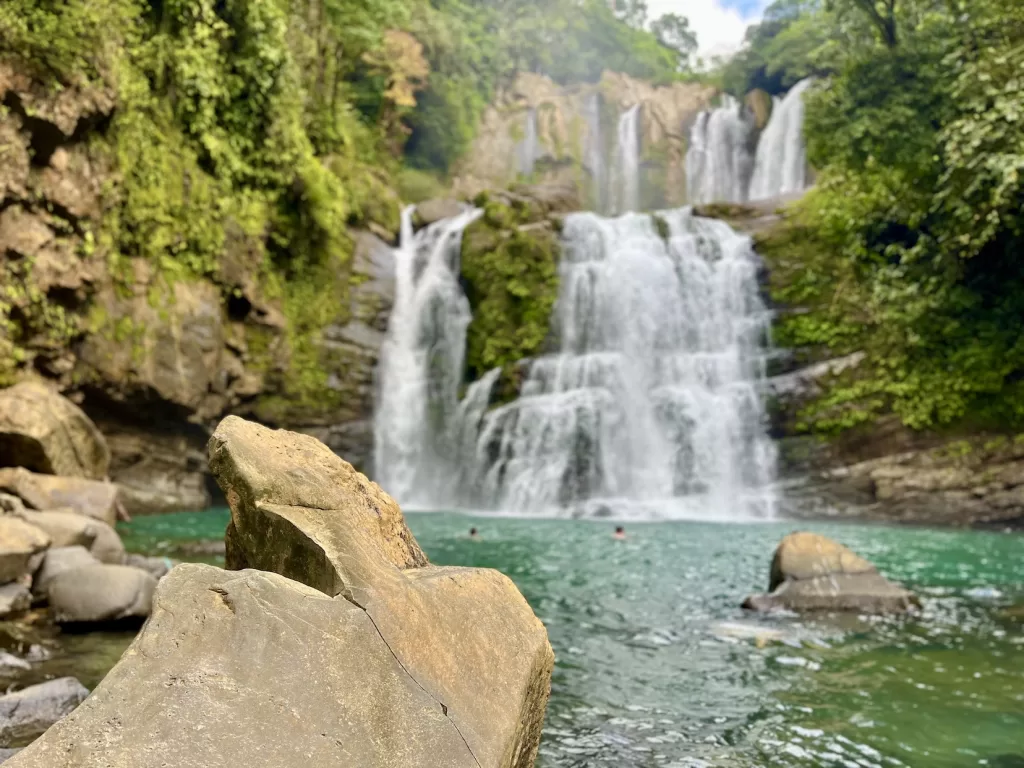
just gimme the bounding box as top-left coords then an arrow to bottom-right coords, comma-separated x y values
3,415 -> 554,768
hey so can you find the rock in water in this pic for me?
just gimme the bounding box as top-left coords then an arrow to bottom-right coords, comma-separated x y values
0,382 -> 110,480
11,509 -> 124,565
0,584 -> 30,619
743,532 -> 919,614
32,547 -> 101,595
413,198 -> 463,229
0,468 -> 120,527
0,678 -> 88,746
46,565 -> 156,624
9,416 -> 555,768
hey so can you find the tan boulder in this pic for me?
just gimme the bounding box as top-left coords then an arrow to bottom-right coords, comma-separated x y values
745,89 -> 773,131
0,382 -> 110,480
0,468 -> 119,526
209,416 -> 553,768
0,516 -> 50,585
744,532 -> 918,614
414,198 -> 463,229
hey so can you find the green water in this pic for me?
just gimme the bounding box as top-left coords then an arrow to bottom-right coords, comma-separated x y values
118,510 -> 1024,768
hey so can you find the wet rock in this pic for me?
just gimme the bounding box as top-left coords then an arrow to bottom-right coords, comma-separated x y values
12,509 -> 123,565
46,565 -> 156,624
0,677 -> 89,746
0,586 -> 30,619
743,532 -> 919,614
0,518 -> 50,585
0,469 -> 119,527
209,416 -> 553,768
413,198 -> 463,228
175,539 -> 226,558
124,554 -> 176,581
0,382 -> 110,480
0,749 -> 20,763
32,547 -> 101,595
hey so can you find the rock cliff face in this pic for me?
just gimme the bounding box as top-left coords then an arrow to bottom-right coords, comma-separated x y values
451,71 -> 716,211
0,65 -> 396,513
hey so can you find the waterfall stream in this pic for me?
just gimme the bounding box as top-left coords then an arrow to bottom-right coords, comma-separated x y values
374,206 -> 777,520
609,105 -> 641,215
517,108 -> 540,176
748,78 -> 814,201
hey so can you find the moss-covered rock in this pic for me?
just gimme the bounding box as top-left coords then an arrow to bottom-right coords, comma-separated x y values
460,198 -> 561,400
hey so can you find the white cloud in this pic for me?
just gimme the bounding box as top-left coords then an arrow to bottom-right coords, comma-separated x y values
646,0 -> 768,61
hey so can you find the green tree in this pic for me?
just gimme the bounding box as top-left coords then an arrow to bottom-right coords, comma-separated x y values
651,13 -> 698,69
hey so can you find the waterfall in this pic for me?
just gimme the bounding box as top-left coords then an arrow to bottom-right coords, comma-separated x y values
748,78 -> 814,201
609,105 -> 641,215
373,206 -> 482,509
517,108 -> 540,176
584,93 -> 607,214
685,95 -> 757,205
469,209 -> 777,520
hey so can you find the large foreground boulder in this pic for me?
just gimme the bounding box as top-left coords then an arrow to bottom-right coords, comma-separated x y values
0,678 -> 88,746
743,532 -> 919,614
0,382 -> 110,480
0,468 -> 119,526
9,416 -> 554,768
46,565 -> 156,624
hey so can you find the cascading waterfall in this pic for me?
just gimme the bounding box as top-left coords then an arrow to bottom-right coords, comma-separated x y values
517,108 -> 540,176
584,93 -> 607,214
373,206 -> 482,509
467,209 -> 777,519
686,95 -> 757,205
608,105 -> 641,215
748,78 -> 814,201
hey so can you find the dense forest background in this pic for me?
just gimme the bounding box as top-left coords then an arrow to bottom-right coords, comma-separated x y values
1,0 -> 1022,440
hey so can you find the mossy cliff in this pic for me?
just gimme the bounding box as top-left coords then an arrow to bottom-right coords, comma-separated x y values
0,0 -> 405,512
459,187 -> 572,401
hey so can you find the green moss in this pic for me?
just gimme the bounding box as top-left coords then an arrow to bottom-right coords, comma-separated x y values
461,213 -> 560,400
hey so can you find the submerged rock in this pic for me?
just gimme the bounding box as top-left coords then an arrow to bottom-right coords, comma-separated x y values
46,565 -> 156,624
12,416 -> 554,767
0,677 -> 88,746
0,382 -> 110,480
0,469 -> 119,527
743,532 -> 919,614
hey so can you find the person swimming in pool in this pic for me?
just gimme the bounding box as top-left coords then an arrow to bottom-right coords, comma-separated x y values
614,526 -> 626,540
469,527 -> 481,541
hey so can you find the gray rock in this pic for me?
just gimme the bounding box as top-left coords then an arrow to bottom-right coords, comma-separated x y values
0,678 -> 88,746
32,547 -> 101,595
0,748 -> 20,763
124,554 -> 176,580
47,565 -> 156,624
0,584 -> 30,618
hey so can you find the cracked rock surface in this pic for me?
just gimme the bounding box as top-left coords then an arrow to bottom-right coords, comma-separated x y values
8,416 -> 554,768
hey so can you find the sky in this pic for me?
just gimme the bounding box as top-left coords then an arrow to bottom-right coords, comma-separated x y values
646,0 -> 769,60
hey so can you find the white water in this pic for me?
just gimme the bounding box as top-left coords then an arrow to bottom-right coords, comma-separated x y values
467,209 -> 777,519
686,95 -> 756,205
748,78 -> 814,201
584,93 -> 608,213
373,206 -> 482,508
518,108 -> 540,176
609,105 -> 641,215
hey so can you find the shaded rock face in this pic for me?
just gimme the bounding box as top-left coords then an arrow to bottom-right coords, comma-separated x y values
744,532 -> 918,614
452,71 -> 715,211
0,383 -> 110,481
12,416 -> 554,767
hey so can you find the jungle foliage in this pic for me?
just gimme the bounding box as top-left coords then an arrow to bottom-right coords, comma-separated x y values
747,0 -> 1024,434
